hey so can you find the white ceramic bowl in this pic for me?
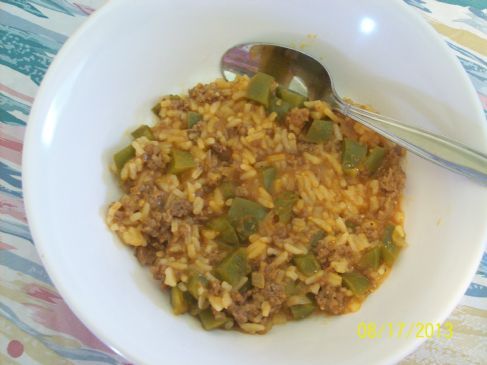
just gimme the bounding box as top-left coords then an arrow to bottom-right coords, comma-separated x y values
23,0 -> 487,364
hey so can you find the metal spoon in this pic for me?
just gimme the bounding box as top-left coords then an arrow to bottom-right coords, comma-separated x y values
221,43 -> 487,184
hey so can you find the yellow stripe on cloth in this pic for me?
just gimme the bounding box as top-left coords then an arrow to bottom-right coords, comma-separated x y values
0,316 -> 73,365
429,21 -> 487,57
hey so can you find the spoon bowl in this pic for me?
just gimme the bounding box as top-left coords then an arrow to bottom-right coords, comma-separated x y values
222,43 -> 333,102
221,43 -> 487,184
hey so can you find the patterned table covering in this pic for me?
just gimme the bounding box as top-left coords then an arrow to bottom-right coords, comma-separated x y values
1,1 -> 486,364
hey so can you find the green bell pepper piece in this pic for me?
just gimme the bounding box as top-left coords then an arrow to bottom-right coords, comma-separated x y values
342,139 -> 367,170
358,246 -> 381,270
262,166 -> 277,193
228,198 -> 268,241
215,248 -> 251,287
170,287 -> 189,315
284,280 -> 301,296
246,72 -> 274,107
365,146 -> 386,174
168,149 -> 196,175
187,273 -> 209,299
218,181 -> 236,200
309,230 -> 326,250
276,87 -> 307,108
290,303 -> 315,320
208,216 -> 240,247
151,102 -> 161,116
293,254 -> 321,276
113,145 -> 135,171
304,120 -> 334,143
274,191 -> 298,224
381,224 -> 400,266
342,271 -> 371,295
131,125 -> 154,140
198,308 -> 227,330
268,96 -> 292,121
187,111 -> 202,128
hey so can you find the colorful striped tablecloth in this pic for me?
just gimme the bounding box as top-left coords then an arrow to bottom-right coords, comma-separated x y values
1,1 -> 486,364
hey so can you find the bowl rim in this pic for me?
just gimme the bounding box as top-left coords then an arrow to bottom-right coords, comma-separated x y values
22,0 -> 487,364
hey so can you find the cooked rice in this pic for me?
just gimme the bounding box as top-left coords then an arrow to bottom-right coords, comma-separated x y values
106,75 -> 406,333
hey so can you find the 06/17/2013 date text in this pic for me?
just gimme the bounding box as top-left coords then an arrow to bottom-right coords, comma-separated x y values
357,321 -> 453,340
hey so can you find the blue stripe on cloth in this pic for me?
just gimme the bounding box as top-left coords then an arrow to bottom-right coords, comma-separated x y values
468,6 -> 487,20
0,185 -> 22,199
402,0 -> 432,13
0,93 -> 29,126
28,0 -> 86,17
0,0 -> 86,18
0,217 -> 32,242
476,252 -> 487,279
0,92 -> 30,115
0,160 -> 22,190
1,0 -> 48,18
0,108 -> 26,126
436,0 -> 487,11
0,22 -> 59,85
448,41 -> 487,68
457,58 -> 487,95
0,160 -> 22,199
465,252 -> 487,297
466,283 -> 487,297
0,251 -> 51,284
0,9 -> 68,43
0,303 -> 122,364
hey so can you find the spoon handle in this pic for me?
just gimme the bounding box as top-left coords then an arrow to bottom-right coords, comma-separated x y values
336,100 -> 487,185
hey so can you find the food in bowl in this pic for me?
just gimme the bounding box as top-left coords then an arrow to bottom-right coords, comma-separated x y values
105,73 -> 406,333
